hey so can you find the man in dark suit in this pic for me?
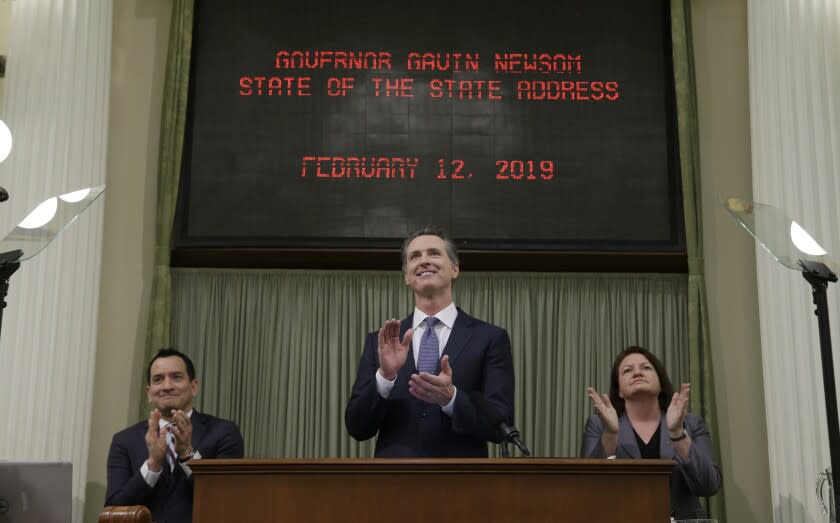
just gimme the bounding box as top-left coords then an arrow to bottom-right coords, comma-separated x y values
345,225 -> 515,457
105,348 -> 244,523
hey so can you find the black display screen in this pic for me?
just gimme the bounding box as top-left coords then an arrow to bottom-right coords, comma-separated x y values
174,0 -> 684,261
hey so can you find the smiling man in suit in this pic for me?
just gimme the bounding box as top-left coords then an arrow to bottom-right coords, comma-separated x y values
345,225 -> 515,457
105,348 -> 244,523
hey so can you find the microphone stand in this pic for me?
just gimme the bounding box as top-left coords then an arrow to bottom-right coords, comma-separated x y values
506,434 -> 531,457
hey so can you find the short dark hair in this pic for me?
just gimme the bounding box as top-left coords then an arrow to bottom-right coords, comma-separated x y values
400,224 -> 460,270
608,346 -> 674,417
146,348 -> 196,384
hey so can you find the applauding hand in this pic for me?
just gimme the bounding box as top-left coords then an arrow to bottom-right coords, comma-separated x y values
377,319 -> 413,381
409,355 -> 455,405
144,409 -> 167,471
587,387 -> 619,434
666,382 -> 690,437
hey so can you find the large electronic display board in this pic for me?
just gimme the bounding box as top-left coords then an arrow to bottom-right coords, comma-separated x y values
174,0 -> 684,263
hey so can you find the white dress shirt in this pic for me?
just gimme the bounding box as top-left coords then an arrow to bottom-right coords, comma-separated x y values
376,303 -> 458,415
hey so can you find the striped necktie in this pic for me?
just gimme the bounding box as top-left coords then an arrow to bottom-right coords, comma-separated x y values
165,423 -> 177,468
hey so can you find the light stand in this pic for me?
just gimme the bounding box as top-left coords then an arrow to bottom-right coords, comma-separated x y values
800,260 -> 840,518
723,198 -> 840,520
0,249 -> 22,340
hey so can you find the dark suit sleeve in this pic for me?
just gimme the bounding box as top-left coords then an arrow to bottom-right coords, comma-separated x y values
104,431 -> 154,506
210,420 -> 245,458
183,418 -> 244,491
191,416 -> 245,461
177,414 -> 245,496
669,414 -> 722,496
450,326 -> 515,443
580,414 -> 609,458
345,331 -> 389,441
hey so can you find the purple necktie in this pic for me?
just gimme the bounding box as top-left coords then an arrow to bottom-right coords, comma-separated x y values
165,424 -> 177,468
417,317 -> 440,373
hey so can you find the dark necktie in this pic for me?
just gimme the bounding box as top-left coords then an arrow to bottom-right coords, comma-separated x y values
417,317 -> 440,373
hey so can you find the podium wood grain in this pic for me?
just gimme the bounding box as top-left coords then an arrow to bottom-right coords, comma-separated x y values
190,458 -> 674,523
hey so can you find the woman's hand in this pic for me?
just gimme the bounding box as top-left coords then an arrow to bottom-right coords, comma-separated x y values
587,387 -> 619,434
666,382 -> 690,436
587,387 -> 619,456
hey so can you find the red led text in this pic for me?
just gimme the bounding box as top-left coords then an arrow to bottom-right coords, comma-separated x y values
436,159 -> 472,180
275,50 -> 392,70
494,53 -> 582,74
372,78 -> 414,97
516,80 -> 619,101
496,160 -> 555,180
326,77 -> 356,96
239,76 -> 311,96
407,52 -> 480,72
429,79 -> 501,100
301,156 -> 419,179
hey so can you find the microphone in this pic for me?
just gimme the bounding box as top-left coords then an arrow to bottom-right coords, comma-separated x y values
469,390 -> 531,456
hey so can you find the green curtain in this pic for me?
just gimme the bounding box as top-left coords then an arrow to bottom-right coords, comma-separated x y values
672,0 -> 725,519
171,269 -> 688,458
140,0 -> 194,417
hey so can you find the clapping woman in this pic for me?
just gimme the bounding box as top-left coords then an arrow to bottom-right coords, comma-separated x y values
581,346 -> 722,519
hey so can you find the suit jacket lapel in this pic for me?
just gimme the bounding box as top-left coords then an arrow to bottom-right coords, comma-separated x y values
618,414 -> 642,458
441,308 -> 474,366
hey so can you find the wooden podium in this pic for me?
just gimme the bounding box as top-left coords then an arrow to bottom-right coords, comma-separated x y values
190,458 -> 674,522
